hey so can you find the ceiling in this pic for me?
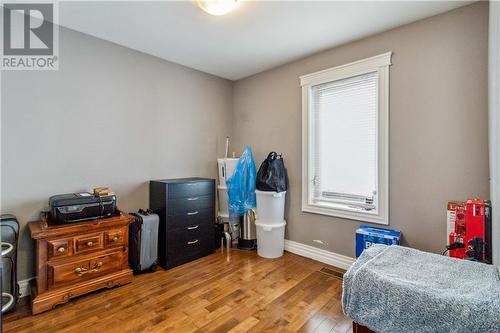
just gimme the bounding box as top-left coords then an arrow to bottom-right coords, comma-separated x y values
58,1 -> 474,80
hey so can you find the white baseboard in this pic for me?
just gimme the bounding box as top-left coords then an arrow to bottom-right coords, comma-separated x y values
18,278 -> 33,298
284,240 -> 355,270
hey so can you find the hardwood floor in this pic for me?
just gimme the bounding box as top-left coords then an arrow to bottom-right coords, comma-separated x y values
3,249 -> 351,333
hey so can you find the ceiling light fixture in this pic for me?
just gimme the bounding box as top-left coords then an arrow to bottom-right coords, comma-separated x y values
197,0 -> 239,16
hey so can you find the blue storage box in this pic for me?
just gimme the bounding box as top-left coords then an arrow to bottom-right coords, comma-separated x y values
355,226 -> 401,257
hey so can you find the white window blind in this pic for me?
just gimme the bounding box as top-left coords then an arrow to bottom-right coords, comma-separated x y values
301,52 -> 391,224
310,71 -> 378,211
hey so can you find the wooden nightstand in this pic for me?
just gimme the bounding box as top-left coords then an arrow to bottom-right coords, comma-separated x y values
28,212 -> 134,314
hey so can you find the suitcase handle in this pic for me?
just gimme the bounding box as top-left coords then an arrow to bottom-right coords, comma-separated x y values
1,242 -> 13,256
138,209 -> 155,216
1,293 -> 14,313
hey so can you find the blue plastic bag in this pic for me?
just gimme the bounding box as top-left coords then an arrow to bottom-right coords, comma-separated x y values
226,146 -> 257,216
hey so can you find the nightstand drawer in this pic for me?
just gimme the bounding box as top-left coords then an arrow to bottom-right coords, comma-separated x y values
167,195 -> 213,216
168,181 -> 214,199
74,232 -> 104,254
105,228 -> 126,247
47,250 -> 124,290
47,238 -> 73,260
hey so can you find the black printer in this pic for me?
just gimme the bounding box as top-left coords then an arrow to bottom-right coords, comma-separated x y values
49,192 -> 116,224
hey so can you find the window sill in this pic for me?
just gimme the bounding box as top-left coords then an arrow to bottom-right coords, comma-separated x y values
302,203 -> 388,225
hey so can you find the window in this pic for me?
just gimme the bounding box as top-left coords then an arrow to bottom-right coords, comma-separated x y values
300,53 -> 392,224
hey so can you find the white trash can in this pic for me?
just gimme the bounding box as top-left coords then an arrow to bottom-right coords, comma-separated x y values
255,220 -> 286,258
255,190 -> 286,223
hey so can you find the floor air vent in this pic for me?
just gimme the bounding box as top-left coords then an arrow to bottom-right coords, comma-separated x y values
319,267 -> 344,280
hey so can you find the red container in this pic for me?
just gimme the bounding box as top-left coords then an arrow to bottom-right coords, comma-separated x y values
448,199 -> 491,262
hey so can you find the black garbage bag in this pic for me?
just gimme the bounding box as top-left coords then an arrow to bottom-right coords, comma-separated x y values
256,152 -> 287,192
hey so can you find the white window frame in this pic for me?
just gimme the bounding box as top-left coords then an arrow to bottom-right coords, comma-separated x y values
300,52 -> 392,225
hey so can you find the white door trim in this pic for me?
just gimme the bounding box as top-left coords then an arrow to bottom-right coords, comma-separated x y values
489,1 -> 500,266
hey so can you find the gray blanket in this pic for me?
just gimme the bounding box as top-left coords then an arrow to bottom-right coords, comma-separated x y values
342,245 -> 500,333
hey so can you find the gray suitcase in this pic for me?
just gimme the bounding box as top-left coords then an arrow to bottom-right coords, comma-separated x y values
129,210 -> 159,273
1,214 -> 19,313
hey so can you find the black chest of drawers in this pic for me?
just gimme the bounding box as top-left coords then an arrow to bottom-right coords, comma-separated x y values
150,178 -> 215,269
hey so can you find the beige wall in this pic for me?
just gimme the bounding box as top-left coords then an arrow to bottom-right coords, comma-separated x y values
1,27 -> 233,280
232,2 -> 489,257
1,2 -> 490,281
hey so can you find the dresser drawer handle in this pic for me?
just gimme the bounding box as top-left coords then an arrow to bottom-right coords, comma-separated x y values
187,197 -> 199,201
57,247 -> 66,253
187,225 -> 199,230
74,262 -> 103,276
112,236 -> 119,242
86,241 -> 94,247
187,239 -> 199,245
187,211 -> 199,216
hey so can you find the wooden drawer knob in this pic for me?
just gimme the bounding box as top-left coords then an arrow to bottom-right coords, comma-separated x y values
112,236 -> 119,242
58,247 -> 66,253
87,241 -> 94,247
